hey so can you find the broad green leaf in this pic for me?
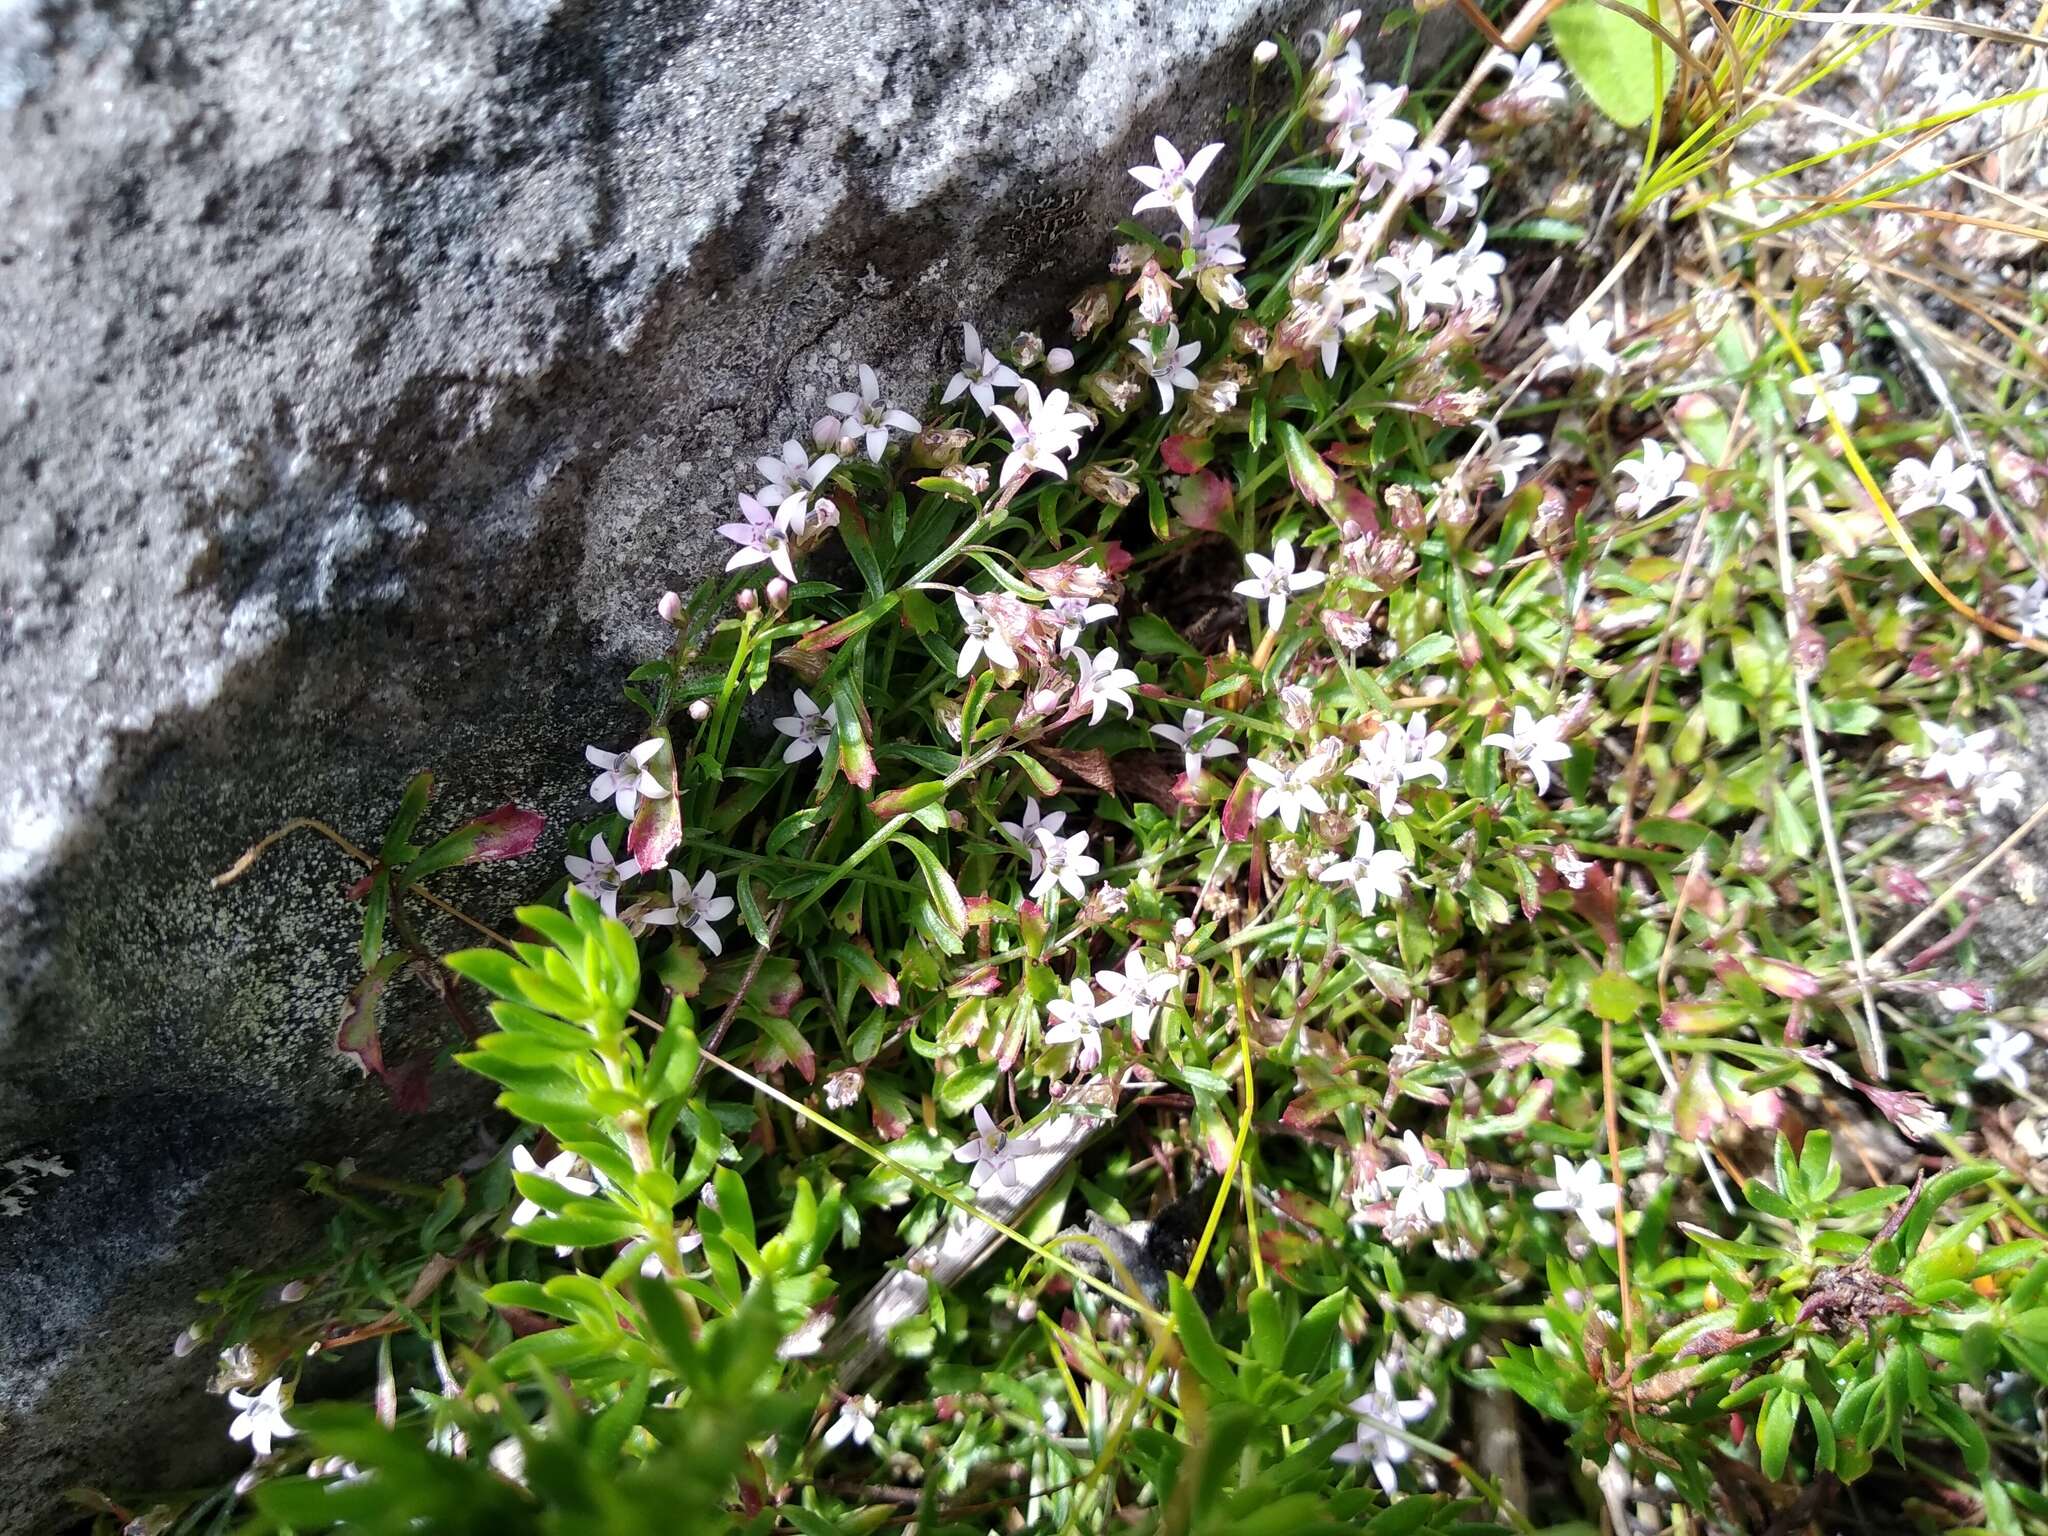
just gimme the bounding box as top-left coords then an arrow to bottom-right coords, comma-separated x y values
1549,0 -> 1677,129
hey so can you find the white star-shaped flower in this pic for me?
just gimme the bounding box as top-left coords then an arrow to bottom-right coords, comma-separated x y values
642,869 -> 735,956
1233,539 -> 1325,629
1539,313 -> 1620,378
564,833 -> 641,918
1787,342 -> 1882,427
1482,705 -> 1572,796
824,365 -> 921,463
1129,135 -> 1224,229
823,1394 -> 879,1451
1072,646 -> 1140,725
1429,140 -> 1490,225
772,688 -> 838,765
1972,1020 -> 2031,1095
1094,947 -> 1178,1043
1048,594 -> 1119,654
955,590 -> 1021,677
1319,822 -> 1410,912
1345,715 -> 1448,816
1485,432 -> 1545,494
227,1379 -> 298,1459
1920,721 -> 1998,789
1044,979 -> 1109,1070
999,797 -> 1067,879
1150,707 -> 1239,783
991,381 -> 1091,488
952,1105 -> 1031,1193
1615,439 -> 1699,518
1532,1154 -> 1619,1245
585,740 -> 669,818
1130,324 -> 1202,412
510,1143 -> 598,1227
1375,1130 -> 1469,1228
1332,1358 -> 1433,1495
1244,755 -> 1330,833
1890,443 -> 1977,520
718,490 -> 798,583
1031,827 -> 1100,905
940,323 -> 1023,416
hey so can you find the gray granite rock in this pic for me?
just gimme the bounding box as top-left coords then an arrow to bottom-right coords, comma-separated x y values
0,0 -> 1434,1524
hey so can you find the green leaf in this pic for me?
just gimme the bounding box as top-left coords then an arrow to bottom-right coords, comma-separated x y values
1170,1275 -> 1236,1393
1276,421 -> 1336,508
1282,1292 -> 1348,1379
1128,612 -> 1202,661
1548,0 -> 1677,129
358,870 -> 390,968
1757,1387 -> 1799,1480
646,1002 -> 701,1101
937,1061 -> 999,1116
896,835 -> 968,937
1588,971 -> 1648,1022
380,771 -> 434,865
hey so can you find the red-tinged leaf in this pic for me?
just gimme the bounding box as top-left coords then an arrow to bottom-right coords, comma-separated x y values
1571,861 -> 1619,952
750,955 -> 804,1017
1277,422 -> 1336,508
753,1013 -> 816,1083
628,734 -> 683,873
830,673 -> 878,791
948,966 -> 1004,997
1334,482 -> 1379,534
1878,863 -> 1933,906
778,601 -> 898,681
1281,1081 -> 1375,1130
1197,1094 -> 1236,1175
826,940 -> 900,1008
1748,955 -> 1822,999
868,1077 -> 912,1140
456,805 -> 545,862
656,943 -> 708,999
345,871 -> 378,901
338,955 -> 406,1078
405,805 -> 543,881
379,1054 -> 435,1114
1030,745 -> 1116,796
1161,435 -> 1213,474
1100,541 -> 1133,577
1171,470 -> 1232,531
869,780 -> 948,821
1221,768 -> 1259,843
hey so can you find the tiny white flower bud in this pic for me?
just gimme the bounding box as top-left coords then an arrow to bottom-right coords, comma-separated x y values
278,1279 -> 310,1304
1253,38 -> 1278,65
1046,347 -> 1074,375
658,590 -> 683,623
766,576 -> 791,611
173,1324 -> 203,1359
688,698 -> 712,722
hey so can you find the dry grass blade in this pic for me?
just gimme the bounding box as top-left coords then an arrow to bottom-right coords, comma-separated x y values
1772,453 -> 1887,1081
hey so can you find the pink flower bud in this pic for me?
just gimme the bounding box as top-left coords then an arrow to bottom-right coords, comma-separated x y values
766,577 -> 791,611
736,588 -> 758,613
658,590 -> 683,624
1045,347 -> 1074,375
278,1279 -> 310,1303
